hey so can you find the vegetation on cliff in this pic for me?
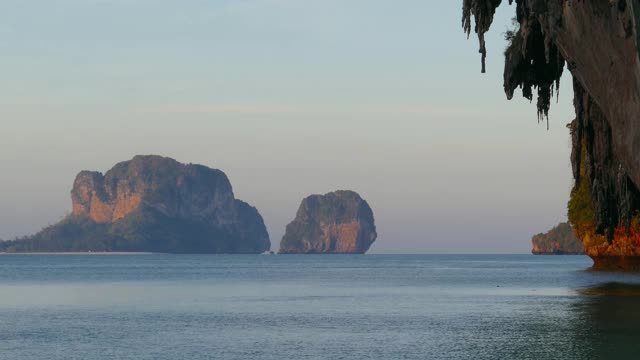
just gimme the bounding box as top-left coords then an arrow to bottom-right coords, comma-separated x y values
0,156 -> 270,254
568,132 -> 640,269
279,190 -> 377,254
462,1 -> 640,269
567,138 -> 596,237
532,223 -> 583,255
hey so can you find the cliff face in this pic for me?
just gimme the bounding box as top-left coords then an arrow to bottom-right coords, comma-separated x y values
463,0 -> 640,270
2,156 -> 270,253
532,222 -> 584,255
279,191 -> 377,254
71,156 -> 237,226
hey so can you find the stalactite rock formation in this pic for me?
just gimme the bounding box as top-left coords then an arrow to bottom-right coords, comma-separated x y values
462,0 -> 640,270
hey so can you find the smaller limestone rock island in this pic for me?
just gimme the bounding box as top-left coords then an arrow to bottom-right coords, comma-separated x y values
279,190 -> 377,254
1,155 -> 270,253
531,223 -> 584,255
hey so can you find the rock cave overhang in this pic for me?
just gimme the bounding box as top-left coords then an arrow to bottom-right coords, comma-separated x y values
461,0 -> 640,241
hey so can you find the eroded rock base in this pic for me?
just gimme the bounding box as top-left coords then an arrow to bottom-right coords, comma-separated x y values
590,256 -> 640,272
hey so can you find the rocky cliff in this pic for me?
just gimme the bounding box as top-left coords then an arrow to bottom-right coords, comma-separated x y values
279,191 -> 377,254
1,155 -> 270,253
462,0 -> 640,270
532,222 -> 584,255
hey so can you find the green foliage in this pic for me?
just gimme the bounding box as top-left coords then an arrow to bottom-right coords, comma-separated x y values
568,139 -> 595,231
0,156 -> 269,254
568,177 -> 595,229
0,216 -> 115,253
0,207 -> 262,254
108,208 -> 235,253
532,223 -> 583,254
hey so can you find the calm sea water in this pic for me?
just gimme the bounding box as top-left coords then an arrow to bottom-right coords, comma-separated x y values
1,254 -> 640,360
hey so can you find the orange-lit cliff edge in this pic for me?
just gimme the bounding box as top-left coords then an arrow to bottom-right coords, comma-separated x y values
569,139 -> 640,270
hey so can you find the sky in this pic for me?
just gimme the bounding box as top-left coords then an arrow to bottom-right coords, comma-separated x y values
0,1 -> 576,253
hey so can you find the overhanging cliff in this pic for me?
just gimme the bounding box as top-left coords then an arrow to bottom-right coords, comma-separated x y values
463,0 -> 640,269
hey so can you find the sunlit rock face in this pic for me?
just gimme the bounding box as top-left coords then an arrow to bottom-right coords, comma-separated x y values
279,191 -> 377,254
2,155 -> 270,254
531,222 -> 584,255
71,155 -> 238,226
462,1 -> 640,269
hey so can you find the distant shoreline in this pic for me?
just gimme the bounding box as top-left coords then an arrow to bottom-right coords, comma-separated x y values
0,252 -> 154,255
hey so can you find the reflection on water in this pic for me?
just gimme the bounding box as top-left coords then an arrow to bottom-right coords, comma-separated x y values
1,255 -> 640,360
576,282 -> 640,296
572,282 -> 640,359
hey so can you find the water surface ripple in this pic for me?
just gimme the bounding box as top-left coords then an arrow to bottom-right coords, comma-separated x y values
1,254 -> 639,359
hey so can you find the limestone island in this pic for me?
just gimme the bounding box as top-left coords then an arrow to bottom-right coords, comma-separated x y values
532,223 -> 584,255
279,190 -> 377,254
0,155 -> 270,253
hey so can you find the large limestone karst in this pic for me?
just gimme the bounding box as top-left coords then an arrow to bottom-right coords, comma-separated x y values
1,155 -> 270,253
279,190 -> 377,254
462,0 -> 640,270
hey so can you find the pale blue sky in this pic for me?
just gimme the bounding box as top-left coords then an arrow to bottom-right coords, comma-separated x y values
0,1 -> 575,253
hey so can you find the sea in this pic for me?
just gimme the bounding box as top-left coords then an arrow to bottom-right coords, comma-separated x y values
1,254 -> 640,360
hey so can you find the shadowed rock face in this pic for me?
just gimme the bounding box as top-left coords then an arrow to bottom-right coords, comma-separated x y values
279,191 -> 377,254
2,155 -> 270,253
462,0 -> 640,270
531,222 -> 584,255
